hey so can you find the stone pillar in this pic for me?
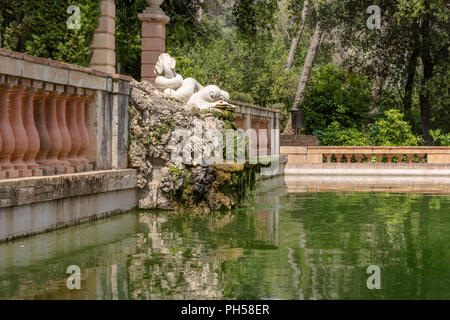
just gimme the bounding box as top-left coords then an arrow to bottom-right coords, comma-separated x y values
245,113 -> 252,131
56,87 -> 73,172
90,0 -> 116,74
76,95 -> 89,165
34,90 -> 52,166
8,85 -> 31,175
139,0 -> 170,83
66,92 -> 82,165
0,84 -> 16,174
21,85 -> 43,176
45,86 -> 64,168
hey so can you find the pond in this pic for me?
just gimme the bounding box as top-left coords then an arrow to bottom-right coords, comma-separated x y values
0,177 -> 448,300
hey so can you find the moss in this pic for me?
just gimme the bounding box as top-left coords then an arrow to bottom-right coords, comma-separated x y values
169,165 -> 183,177
165,161 -> 262,212
128,105 -> 135,117
147,117 -> 176,145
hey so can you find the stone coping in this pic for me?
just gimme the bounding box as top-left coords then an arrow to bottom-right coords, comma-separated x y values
0,48 -> 132,91
230,99 -> 281,114
284,164 -> 450,176
282,146 -> 450,155
286,163 -> 450,169
0,169 -> 136,208
284,177 -> 450,194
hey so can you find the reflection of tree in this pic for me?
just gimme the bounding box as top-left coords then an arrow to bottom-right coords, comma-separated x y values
278,192 -> 450,300
127,214 -> 222,299
0,183 -> 447,300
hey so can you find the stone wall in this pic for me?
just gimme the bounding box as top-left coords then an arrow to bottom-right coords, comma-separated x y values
0,49 -> 137,241
280,134 -> 319,146
0,170 -> 137,241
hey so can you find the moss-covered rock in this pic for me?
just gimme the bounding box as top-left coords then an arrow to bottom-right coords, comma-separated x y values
128,80 -> 259,212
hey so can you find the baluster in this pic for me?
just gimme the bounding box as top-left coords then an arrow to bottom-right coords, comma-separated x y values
324,154 -> 331,163
386,154 -> 394,163
0,84 -> 18,177
0,119 -> 2,178
22,87 -> 41,175
76,94 -> 89,165
66,92 -> 82,166
375,154 -> 383,163
355,154 -> 363,163
344,154 -> 352,163
418,154 -> 425,163
45,89 -> 63,168
407,154 -> 415,163
8,85 -> 32,177
56,88 -> 74,173
34,90 -> 52,167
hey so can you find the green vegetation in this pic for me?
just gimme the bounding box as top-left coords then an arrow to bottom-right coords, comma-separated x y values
0,0 -> 102,66
430,129 -> 450,146
1,0 -> 448,145
116,0 -> 447,146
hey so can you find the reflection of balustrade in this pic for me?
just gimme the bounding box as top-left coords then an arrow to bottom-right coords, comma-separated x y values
0,75 -> 93,178
282,146 -> 450,165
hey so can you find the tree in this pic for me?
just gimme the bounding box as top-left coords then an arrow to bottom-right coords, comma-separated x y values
285,0 -> 309,71
330,0 -> 449,144
283,21 -> 323,134
233,0 -> 278,40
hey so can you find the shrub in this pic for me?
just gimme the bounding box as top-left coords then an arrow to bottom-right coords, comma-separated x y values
0,0 -> 102,66
430,129 -> 450,146
301,64 -> 373,134
230,92 -> 255,104
314,122 -> 370,146
369,109 -> 422,146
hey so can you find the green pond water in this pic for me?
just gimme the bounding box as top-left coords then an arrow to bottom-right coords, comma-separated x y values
0,179 -> 449,300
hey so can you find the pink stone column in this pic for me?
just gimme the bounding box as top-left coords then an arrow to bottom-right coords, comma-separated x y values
90,0 -> 116,74
56,92 -> 72,167
8,85 -> 30,172
0,84 -> 18,178
34,91 -> 52,166
22,87 -> 40,170
76,95 -> 89,164
139,0 -> 170,82
45,92 -> 63,166
66,94 -> 82,164
0,84 -> 15,171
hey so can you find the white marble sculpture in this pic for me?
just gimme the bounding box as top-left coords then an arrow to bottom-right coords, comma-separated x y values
154,53 -> 231,109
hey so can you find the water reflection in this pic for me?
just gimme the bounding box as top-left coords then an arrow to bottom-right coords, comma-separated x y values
0,177 -> 448,300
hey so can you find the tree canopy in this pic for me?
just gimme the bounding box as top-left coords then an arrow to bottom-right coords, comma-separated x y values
1,0 -> 448,145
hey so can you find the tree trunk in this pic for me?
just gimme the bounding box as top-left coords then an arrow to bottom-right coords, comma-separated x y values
197,0 -> 204,24
419,53 -> 433,145
404,49 -> 418,112
283,22 -> 322,134
284,0 -> 309,72
419,7 -> 433,145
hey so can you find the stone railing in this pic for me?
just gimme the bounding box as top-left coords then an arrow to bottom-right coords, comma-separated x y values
231,100 -> 280,156
0,49 -> 131,179
282,146 -> 450,165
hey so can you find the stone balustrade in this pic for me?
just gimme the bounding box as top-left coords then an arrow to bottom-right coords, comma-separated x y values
282,146 -> 450,165
231,100 -> 281,157
0,48 -> 131,179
